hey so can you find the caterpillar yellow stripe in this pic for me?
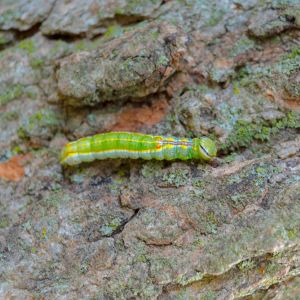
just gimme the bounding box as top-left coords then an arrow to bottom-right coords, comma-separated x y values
60,132 -> 217,165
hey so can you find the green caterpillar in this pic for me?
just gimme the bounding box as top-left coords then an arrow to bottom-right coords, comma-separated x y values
60,132 -> 217,165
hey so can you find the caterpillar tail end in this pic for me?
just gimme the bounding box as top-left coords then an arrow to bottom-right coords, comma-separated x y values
60,143 -> 76,166
60,145 -> 68,165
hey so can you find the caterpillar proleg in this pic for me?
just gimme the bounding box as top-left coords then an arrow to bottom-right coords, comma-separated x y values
60,132 -> 217,166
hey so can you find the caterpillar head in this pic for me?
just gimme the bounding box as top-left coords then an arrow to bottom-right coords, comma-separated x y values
198,137 -> 217,160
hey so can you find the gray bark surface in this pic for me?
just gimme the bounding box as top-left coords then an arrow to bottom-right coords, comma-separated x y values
0,0 -> 299,299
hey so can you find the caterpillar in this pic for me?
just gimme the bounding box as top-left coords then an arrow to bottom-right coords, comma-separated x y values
60,132 -> 217,165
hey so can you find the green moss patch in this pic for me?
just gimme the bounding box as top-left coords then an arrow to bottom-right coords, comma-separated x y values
104,25 -> 124,39
0,84 -> 23,106
162,168 -> 190,187
230,37 -> 257,58
17,108 -> 62,141
0,215 -> 10,229
18,39 -> 36,54
221,112 -> 299,151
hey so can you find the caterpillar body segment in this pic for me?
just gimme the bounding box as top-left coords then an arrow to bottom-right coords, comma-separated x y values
60,132 -> 217,166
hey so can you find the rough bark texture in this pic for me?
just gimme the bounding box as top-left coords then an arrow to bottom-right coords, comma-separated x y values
0,0 -> 299,299
56,21 -> 188,106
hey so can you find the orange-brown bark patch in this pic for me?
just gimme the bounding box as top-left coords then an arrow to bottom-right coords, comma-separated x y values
110,98 -> 169,131
0,155 -> 30,182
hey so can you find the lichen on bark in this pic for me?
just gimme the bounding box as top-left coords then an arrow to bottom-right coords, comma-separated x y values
0,0 -> 300,299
